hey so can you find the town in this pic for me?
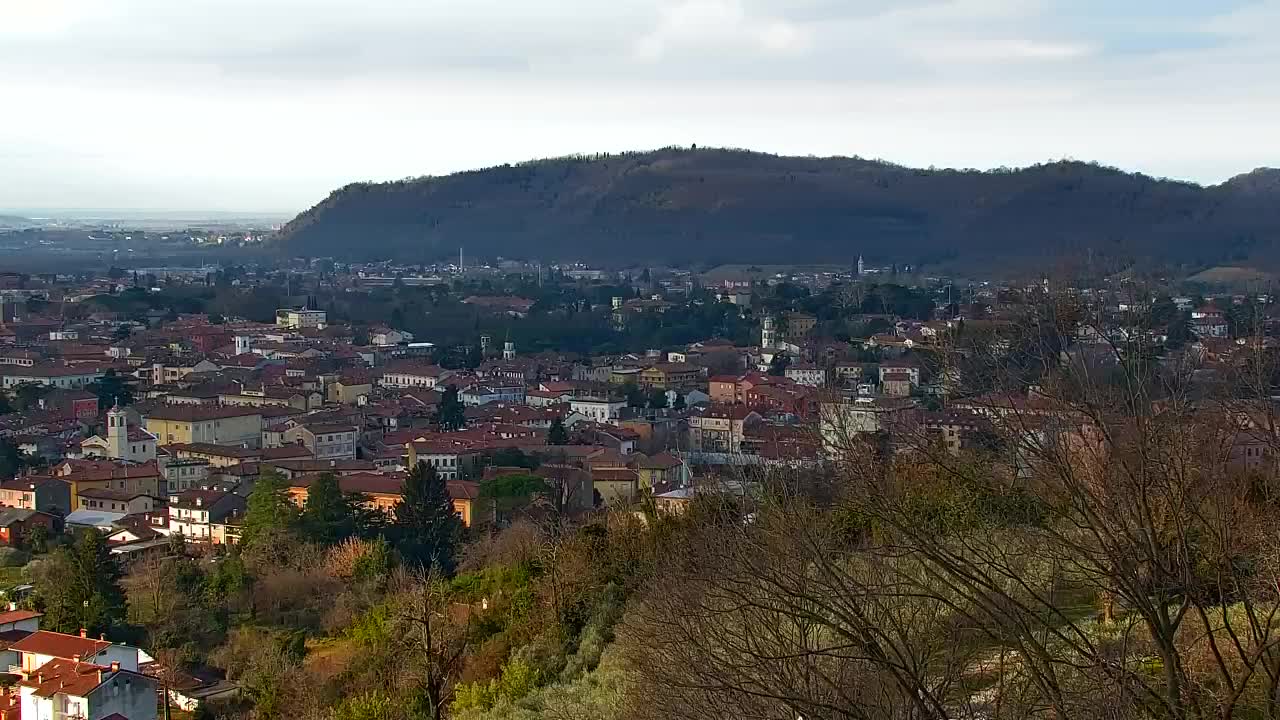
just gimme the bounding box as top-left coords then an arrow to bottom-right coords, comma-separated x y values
0,256 -> 1274,719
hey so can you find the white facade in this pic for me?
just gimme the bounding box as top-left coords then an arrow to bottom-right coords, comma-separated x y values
786,365 -> 827,387
570,398 -> 627,423
276,308 -> 326,329
381,369 -> 449,389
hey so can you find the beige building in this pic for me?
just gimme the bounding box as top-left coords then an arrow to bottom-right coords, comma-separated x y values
145,406 -> 264,448
276,307 -> 326,329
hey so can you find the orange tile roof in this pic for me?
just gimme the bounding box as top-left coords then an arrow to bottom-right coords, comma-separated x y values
9,630 -> 110,661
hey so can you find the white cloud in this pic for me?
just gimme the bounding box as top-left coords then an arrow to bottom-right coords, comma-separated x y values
0,0 -> 1276,210
634,0 -> 811,61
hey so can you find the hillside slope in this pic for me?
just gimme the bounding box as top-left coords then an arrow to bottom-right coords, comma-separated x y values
275,149 -> 1280,270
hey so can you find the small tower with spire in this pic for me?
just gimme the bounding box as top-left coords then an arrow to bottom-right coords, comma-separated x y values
503,340 -> 516,361
857,255 -> 866,277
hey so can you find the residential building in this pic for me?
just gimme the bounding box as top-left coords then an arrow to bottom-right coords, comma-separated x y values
16,657 -> 158,720
381,363 -> 451,389
283,423 -> 358,460
158,455 -> 211,493
144,406 -> 263,448
569,398 -> 626,423
328,378 -> 372,406
785,362 -> 826,387
1,364 -> 105,389
0,478 -> 71,515
405,441 -> 481,482
0,509 -> 57,546
459,383 -> 525,407
687,405 -> 762,453
638,362 -> 703,390
6,625 -> 147,675
168,490 -> 246,544
275,307 -> 326,329
76,488 -> 158,515
287,472 -> 479,526
633,452 -> 687,490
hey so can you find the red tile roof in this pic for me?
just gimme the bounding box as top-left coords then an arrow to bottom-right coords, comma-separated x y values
0,609 -> 42,625
19,657 -> 110,697
9,630 -> 111,660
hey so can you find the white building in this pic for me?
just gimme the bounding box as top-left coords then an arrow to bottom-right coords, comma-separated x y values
275,307 -> 326,330
1,613 -> 158,720
381,364 -> 451,389
80,405 -> 158,464
460,384 -> 525,407
785,363 -> 827,387
570,398 -> 627,423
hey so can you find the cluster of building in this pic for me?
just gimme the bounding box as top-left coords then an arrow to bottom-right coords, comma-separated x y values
1,267 -> 1277,549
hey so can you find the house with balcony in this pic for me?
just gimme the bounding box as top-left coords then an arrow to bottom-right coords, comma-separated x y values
168,490 -> 246,544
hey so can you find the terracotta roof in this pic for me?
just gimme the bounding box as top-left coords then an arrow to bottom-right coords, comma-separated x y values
0,609 -> 42,625
18,657 -> 142,699
9,630 -> 111,660
291,472 -> 404,496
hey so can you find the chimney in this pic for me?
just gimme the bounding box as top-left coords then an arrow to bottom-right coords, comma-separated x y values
99,633 -> 106,642
79,628 -> 87,638
110,661 -> 120,673
37,673 -> 42,684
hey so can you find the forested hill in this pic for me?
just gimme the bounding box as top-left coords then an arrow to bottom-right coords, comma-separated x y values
274,149 -> 1280,270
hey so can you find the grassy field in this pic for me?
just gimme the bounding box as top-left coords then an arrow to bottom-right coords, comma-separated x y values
0,566 -> 27,591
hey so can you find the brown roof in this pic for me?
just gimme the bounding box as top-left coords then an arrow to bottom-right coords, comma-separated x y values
0,629 -> 32,650
145,405 -> 262,422
298,423 -> 357,435
77,488 -> 155,501
169,489 -> 231,510
291,472 -> 404,496
270,459 -> 376,472
169,443 -> 259,458
9,630 -> 111,661
260,445 -> 313,460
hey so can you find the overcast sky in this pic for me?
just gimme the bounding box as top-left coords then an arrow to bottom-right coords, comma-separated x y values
2,0 -> 1278,212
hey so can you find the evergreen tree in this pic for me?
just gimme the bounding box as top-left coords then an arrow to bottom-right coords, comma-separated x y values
768,352 -> 791,377
33,529 -> 127,635
624,382 -> 646,408
302,472 -> 359,544
0,439 -> 23,479
673,392 -> 687,410
647,388 -> 669,409
547,417 -> 569,445
393,462 -> 461,575
438,386 -> 466,431
91,370 -> 134,408
240,468 -> 300,548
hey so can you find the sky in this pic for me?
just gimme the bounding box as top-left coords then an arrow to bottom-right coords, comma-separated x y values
1,0 -> 1278,212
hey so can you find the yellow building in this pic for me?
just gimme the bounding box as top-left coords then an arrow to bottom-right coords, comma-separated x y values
638,362 -> 703,390
145,406 -> 264,448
